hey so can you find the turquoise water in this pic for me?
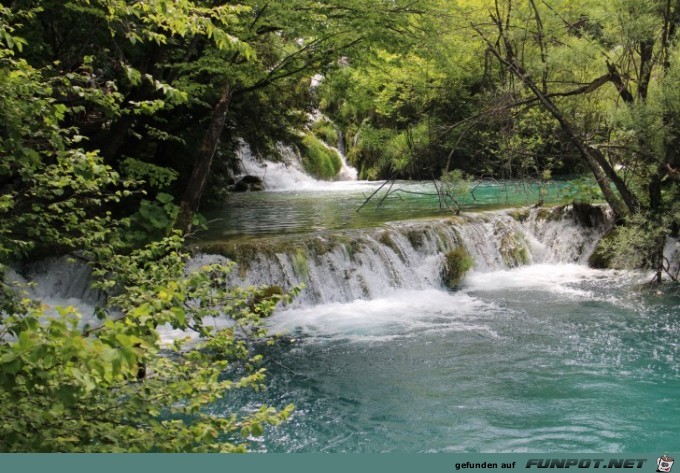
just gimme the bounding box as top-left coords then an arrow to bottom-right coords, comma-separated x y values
217,266 -> 680,453
201,180 -> 576,239
198,179 -> 678,453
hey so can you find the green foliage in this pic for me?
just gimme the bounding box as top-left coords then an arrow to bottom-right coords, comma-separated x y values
310,119 -> 339,147
0,6 -> 28,53
347,125 -> 390,180
0,46 -> 129,260
0,234 -> 296,452
438,169 -> 473,213
595,212 -> 668,271
441,170 -> 472,199
125,193 -> 179,245
120,158 -> 179,190
441,245 -> 473,289
0,14 -> 296,450
3,0 -> 423,208
300,133 -> 342,180
560,177 -> 604,204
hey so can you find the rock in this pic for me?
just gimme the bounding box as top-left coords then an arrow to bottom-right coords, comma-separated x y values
232,175 -> 265,192
441,245 -> 474,289
588,227 -> 618,269
571,202 -> 607,228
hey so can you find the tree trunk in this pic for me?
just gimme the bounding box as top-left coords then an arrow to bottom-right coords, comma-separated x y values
493,50 -> 636,217
514,66 -> 640,216
95,115 -> 134,164
174,83 -> 232,234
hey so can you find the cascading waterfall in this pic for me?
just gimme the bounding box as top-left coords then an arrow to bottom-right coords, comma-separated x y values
196,205 -> 614,307
236,141 -> 322,191
15,204 -> 615,314
17,201 -> 680,316
235,139 -> 358,191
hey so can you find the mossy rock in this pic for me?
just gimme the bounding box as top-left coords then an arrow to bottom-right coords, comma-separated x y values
232,175 -> 265,192
406,229 -> 426,250
378,231 -> 406,260
306,237 -> 335,256
441,245 -> 474,289
300,133 -> 342,180
508,209 -> 530,222
588,228 -> 619,269
190,241 -> 240,259
291,249 -> 310,281
534,206 -> 564,222
571,202 -> 606,228
310,119 -> 339,147
496,226 -> 530,268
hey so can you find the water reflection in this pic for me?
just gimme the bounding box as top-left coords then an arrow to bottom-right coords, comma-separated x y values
201,180 -> 575,240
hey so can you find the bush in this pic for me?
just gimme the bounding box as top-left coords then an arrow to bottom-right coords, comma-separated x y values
310,119 -> 339,147
441,245 -> 474,289
0,235 -> 296,452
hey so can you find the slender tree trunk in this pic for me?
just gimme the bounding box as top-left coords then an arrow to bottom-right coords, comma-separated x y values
480,37 -> 636,217
175,83 -> 232,234
98,115 -> 135,164
637,41 -> 654,101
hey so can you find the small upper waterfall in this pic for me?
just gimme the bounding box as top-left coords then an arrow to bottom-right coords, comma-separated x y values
194,205 -> 615,307
237,142 -> 322,191
236,139 -> 358,191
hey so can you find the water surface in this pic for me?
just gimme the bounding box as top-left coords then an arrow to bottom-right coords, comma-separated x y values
218,265 -> 680,453
201,180 -> 574,240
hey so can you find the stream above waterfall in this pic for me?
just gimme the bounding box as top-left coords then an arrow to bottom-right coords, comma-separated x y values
199,179 -> 577,240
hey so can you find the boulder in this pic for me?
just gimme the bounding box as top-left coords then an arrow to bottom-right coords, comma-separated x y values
232,175 -> 265,192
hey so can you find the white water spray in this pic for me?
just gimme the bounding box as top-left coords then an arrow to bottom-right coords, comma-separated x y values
236,140 -> 358,192
207,206 -> 616,307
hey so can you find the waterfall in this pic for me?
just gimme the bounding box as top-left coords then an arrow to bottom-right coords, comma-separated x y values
236,138 -> 358,191
195,205 -> 615,307
665,236 -> 680,278
332,129 -> 358,181
18,204 -> 680,316
5,257 -> 102,321
236,142 -> 323,191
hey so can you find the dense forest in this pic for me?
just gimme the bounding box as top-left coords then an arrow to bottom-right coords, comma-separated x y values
1,0 -> 679,452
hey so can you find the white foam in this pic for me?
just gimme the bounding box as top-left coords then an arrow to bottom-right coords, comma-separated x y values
267,288 -> 498,342
462,263 -> 637,299
237,141 -> 360,192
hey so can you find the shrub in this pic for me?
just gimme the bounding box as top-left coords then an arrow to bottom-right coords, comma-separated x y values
441,245 -> 474,289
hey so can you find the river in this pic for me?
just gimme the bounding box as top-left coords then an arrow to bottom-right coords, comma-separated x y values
19,169 -> 680,452
188,173 -> 680,453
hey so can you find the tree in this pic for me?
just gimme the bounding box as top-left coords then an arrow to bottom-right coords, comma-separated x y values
4,0 -> 426,234
0,8 -> 294,452
172,0 -> 427,232
458,0 -> 680,280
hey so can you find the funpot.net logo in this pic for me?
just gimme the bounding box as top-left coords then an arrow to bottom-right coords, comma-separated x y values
657,455 -> 674,473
